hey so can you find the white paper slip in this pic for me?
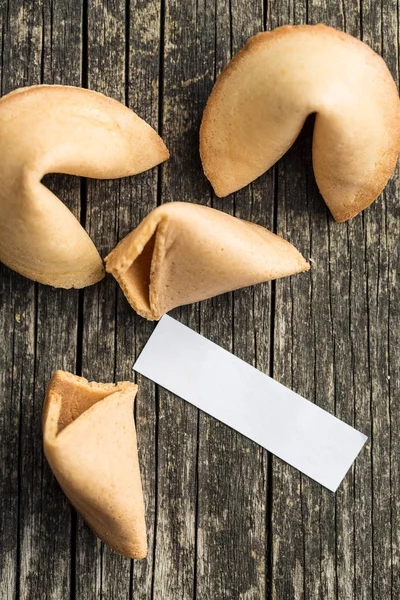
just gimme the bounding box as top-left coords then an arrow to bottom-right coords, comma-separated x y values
134,315 -> 367,492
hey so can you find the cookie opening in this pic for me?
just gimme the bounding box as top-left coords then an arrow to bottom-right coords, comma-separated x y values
53,376 -> 125,435
122,231 -> 157,311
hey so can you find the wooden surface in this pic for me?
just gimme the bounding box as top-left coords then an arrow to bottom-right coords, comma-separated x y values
0,1 -> 398,598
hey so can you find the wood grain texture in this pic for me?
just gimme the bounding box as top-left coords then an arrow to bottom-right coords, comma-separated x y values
268,2 -> 399,600
196,2 -> 272,599
120,1 -> 162,598
0,0 -> 40,595
362,3 -> 399,598
0,1 -> 398,599
0,2 -> 79,599
77,1 -> 132,599
151,2 -> 202,597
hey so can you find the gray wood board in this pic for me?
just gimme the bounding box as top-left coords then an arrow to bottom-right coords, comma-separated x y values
0,1 -> 398,599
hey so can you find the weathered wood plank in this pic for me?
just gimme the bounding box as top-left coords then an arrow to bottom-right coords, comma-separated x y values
362,2 -> 399,598
306,4 -> 373,600
0,2 -> 79,599
0,1 -> 399,599
31,1 -> 85,599
0,6 -> 19,599
0,271 -> 19,600
196,2 -> 239,598
268,3 -> 399,600
385,4 -> 400,575
76,1 -> 131,599
229,4 -> 273,597
119,1 -> 162,598
0,1 -> 39,595
196,1 -> 271,599
266,4 -> 317,598
310,2 -> 363,598
388,179 -> 400,600
310,5 -> 377,600
0,269 -> 35,600
150,1 -> 203,597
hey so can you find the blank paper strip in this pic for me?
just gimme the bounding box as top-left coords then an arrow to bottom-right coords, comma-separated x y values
134,315 -> 367,492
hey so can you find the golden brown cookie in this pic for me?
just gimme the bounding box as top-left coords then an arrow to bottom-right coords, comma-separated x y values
200,25 -> 400,221
43,370 -> 146,559
0,85 -> 169,287
105,202 -> 309,320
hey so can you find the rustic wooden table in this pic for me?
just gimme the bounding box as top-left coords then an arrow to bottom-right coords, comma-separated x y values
0,1 -> 398,599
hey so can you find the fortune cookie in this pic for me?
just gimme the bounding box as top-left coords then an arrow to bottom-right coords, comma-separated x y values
0,85 -> 169,288
43,370 -> 146,559
105,202 -> 309,320
200,24 -> 400,222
